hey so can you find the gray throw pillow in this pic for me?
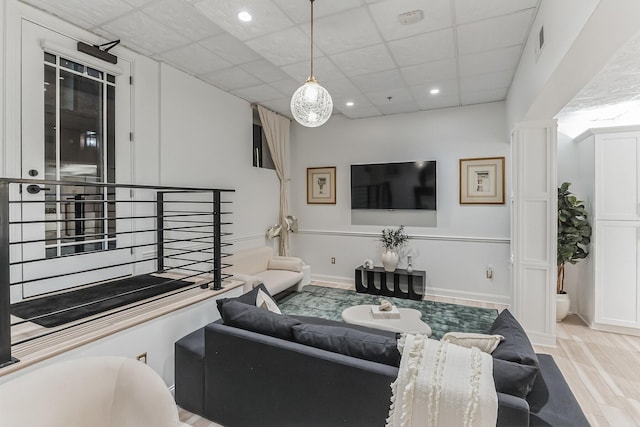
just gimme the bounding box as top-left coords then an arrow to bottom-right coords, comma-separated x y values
218,300 -> 300,341
489,309 -> 540,396
492,358 -> 540,398
291,323 -> 401,367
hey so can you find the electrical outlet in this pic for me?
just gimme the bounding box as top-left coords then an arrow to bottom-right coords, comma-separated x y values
486,266 -> 493,279
331,257 -> 336,264
137,352 -> 147,364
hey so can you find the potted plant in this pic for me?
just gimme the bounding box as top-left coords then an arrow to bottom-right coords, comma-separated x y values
379,225 -> 409,272
557,182 -> 592,321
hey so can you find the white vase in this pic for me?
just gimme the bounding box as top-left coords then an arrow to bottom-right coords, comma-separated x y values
381,250 -> 400,272
556,293 -> 570,322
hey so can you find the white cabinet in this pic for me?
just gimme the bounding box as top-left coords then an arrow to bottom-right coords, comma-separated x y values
595,221 -> 640,327
594,132 -> 640,220
576,126 -> 640,332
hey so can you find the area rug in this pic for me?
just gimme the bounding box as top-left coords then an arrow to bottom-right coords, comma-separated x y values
11,274 -> 195,328
276,285 -> 498,340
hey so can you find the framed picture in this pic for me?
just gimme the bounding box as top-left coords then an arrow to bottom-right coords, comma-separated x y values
307,166 -> 336,204
459,157 -> 505,204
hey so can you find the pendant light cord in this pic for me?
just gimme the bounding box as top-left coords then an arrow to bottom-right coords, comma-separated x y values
310,0 -> 315,80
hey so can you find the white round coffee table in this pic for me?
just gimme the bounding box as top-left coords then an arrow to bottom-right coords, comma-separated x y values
341,305 -> 432,337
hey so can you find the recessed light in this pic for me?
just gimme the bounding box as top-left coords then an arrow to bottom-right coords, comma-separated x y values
345,101 -> 355,107
430,88 -> 440,95
237,11 -> 252,22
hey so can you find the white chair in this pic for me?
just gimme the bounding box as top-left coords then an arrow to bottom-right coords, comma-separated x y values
0,356 -> 180,427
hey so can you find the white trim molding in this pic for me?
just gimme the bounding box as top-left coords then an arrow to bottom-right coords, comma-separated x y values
298,229 -> 510,245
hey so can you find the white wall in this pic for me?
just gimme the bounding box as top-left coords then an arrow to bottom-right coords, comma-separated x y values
506,0 -> 600,125
290,102 -> 512,305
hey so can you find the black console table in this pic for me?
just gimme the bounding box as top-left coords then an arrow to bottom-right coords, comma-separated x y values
355,266 -> 425,300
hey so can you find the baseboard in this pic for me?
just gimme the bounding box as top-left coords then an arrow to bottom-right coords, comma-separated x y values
425,286 -> 511,307
589,321 -> 640,337
527,331 -> 557,348
311,275 -> 512,307
311,274 -> 354,286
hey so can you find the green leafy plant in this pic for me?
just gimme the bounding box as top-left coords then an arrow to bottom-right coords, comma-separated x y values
557,182 -> 592,294
380,225 -> 409,250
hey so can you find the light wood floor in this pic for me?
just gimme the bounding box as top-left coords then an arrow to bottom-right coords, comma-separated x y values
177,282 -> 640,427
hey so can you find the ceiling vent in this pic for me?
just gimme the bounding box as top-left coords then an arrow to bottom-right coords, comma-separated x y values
398,10 -> 424,25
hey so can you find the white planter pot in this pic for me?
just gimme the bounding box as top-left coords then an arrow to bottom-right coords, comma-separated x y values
556,293 -> 571,322
381,250 -> 400,272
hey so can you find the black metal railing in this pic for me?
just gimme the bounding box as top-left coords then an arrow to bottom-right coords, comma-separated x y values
0,178 -> 234,368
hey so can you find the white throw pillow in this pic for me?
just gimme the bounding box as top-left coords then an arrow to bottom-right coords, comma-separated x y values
255,289 -> 281,314
441,332 -> 504,354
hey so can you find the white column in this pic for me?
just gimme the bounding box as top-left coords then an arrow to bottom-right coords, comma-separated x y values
511,120 -> 557,346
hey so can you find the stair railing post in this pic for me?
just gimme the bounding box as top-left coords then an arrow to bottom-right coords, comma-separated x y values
213,190 -> 222,290
0,180 -> 17,367
156,191 -> 165,272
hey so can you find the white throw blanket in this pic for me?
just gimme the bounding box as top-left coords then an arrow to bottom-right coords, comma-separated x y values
387,334 -> 498,427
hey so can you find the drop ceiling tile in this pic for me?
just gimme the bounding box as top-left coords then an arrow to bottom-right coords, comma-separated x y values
323,79 -> 363,99
332,44 -> 396,77
246,27 -> 321,66
366,87 -> 414,107
379,100 -> 420,115
368,0 -> 452,42
201,66 -> 262,90
239,59 -> 288,83
192,0 -> 294,41
341,104 -> 382,119
460,69 -> 513,92
458,45 -> 521,76
281,57 -> 345,83
159,43 -> 231,75
400,58 -> 457,86
455,0 -> 538,25
310,7 -> 383,55
460,87 -> 508,105
232,84 -> 285,102
415,92 -> 459,110
457,9 -> 534,55
411,79 -> 459,102
269,78 -> 300,96
142,0 -> 224,42
23,0 -> 134,27
122,0 -> 156,8
102,10 -> 190,54
387,29 -> 455,67
199,33 -> 262,65
273,0 -> 362,24
260,98 -> 293,117
351,69 -> 407,93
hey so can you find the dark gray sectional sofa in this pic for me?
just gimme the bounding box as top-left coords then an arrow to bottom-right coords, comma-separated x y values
175,286 -> 589,426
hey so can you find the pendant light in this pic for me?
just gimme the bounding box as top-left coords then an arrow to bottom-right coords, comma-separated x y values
290,0 -> 333,127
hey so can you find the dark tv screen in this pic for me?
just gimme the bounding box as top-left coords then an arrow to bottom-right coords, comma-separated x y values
350,161 -> 436,210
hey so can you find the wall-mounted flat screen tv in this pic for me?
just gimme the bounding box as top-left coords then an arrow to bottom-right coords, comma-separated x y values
351,161 -> 436,210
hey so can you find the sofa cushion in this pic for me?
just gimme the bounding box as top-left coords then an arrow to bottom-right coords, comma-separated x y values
489,310 -> 540,396
216,283 -> 270,308
490,310 -> 539,367
492,358 -> 540,398
218,300 -> 300,341
291,323 -> 401,367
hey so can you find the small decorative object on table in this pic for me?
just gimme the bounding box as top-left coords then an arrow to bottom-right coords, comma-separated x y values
363,258 -> 374,269
406,255 -> 413,274
370,300 -> 400,319
379,225 -> 409,272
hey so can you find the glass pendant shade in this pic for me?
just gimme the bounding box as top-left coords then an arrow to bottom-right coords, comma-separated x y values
291,78 -> 333,127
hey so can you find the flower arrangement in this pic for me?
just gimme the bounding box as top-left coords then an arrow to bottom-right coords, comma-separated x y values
379,225 -> 409,250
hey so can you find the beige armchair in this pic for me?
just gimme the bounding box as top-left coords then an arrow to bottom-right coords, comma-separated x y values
0,356 -> 180,427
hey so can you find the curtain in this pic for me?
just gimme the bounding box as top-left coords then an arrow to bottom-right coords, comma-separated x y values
257,105 -> 291,256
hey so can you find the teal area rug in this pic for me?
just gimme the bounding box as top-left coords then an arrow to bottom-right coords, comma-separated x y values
277,285 -> 498,340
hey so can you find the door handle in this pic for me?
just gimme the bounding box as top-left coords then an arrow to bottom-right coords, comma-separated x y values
26,184 -> 50,194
